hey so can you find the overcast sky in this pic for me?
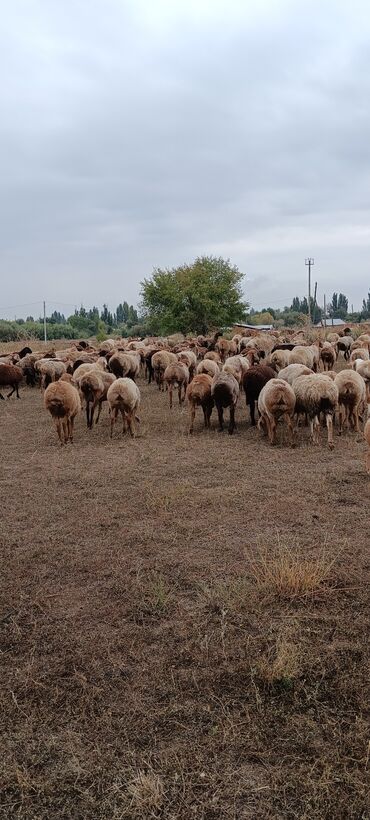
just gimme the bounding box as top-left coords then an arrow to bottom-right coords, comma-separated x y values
1,0 -> 370,319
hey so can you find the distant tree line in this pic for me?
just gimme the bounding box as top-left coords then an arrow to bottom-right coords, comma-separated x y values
0,302 -> 142,342
247,289 -> 370,328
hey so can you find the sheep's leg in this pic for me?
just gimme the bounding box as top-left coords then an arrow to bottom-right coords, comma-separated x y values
127,411 -> 136,438
352,407 -> 360,433
169,384 -> 173,409
338,405 -> 344,435
178,385 -> 182,406
285,412 -> 295,446
366,449 -> 370,474
121,410 -> 127,435
110,408 -> 117,438
95,400 -> 103,424
0,392 -> 4,399
326,414 -> 334,449
258,414 -> 267,437
249,399 -> 256,426
7,386 -> 15,398
62,419 -> 69,444
217,404 -> 224,431
313,416 -> 320,444
189,404 -> 196,434
228,405 -> 236,435
268,416 -> 276,445
69,416 -> 74,443
55,419 -> 64,446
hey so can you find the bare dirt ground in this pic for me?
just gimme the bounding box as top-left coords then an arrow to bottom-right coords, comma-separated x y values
1,366 -> 369,819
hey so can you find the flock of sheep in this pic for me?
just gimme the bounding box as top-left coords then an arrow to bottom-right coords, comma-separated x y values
1,326 -> 370,471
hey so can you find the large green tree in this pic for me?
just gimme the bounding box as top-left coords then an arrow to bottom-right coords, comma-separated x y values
140,256 -> 248,334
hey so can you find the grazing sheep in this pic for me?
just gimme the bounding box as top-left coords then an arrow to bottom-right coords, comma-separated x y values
211,371 -> 239,434
37,359 -> 66,390
222,355 -> 250,385
107,378 -> 141,438
257,378 -> 295,445
364,409 -> 370,473
320,342 -> 337,371
177,350 -> 197,380
334,370 -> 366,434
163,362 -> 189,408
289,344 -> 320,371
204,351 -> 221,364
0,363 -> 23,399
151,351 -> 178,390
186,374 -> 214,434
292,374 -> 338,449
79,370 -> 112,429
44,374 -> 81,445
336,336 -> 352,360
278,364 -> 313,385
243,365 -> 276,425
196,359 -> 219,379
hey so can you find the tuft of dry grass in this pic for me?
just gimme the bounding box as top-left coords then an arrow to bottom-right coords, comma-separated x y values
245,536 -> 340,599
127,768 -> 164,813
256,633 -> 301,689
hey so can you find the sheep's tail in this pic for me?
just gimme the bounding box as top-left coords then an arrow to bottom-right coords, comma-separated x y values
48,398 -> 66,417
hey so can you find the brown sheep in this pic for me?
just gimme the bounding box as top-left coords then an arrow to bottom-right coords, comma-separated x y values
186,374 -> 214,434
257,378 -> 295,446
163,362 -> 189,408
0,363 -> 22,399
151,351 -> 178,390
320,342 -> 336,371
44,374 -> 81,445
211,371 -> 239,434
243,365 -> 276,425
196,359 -> 220,379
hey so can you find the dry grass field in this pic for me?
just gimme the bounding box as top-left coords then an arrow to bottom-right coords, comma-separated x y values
1,358 -> 370,818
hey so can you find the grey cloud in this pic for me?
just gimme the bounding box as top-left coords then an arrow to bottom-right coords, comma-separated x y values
1,0 -> 370,318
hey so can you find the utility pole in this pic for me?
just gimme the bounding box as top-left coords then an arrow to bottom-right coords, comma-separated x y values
324,294 -> 327,328
43,301 -> 47,343
351,303 -> 354,315
305,258 -> 314,324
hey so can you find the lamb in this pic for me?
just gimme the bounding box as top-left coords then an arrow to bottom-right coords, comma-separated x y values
257,378 -> 295,445
320,342 -> 337,371
277,363 -> 313,385
336,336 -> 352,360
163,362 -> 189,408
79,370 -> 116,428
334,370 -> 366,434
0,363 -> 23,399
292,374 -> 338,449
186,374 -> 214,434
177,350 -> 197,379
364,408 -> 370,473
211,371 -> 239,434
196,359 -> 220,379
44,373 -> 81,445
242,365 -> 276,425
107,377 -> 141,438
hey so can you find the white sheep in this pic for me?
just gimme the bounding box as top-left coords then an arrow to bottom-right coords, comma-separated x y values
334,370 -> 366,434
292,374 -> 338,449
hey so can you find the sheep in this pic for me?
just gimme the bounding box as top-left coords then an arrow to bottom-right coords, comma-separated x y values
269,349 -> 291,372
320,341 -> 337,371
151,351 -> 178,390
196,359 -> 219,379
334,370 -> 366,434
109,352 -> 140,381
79,370 -> 116,429
163,362 -> 189,408
364,408 -> 370,473
222,355 -> 250,385
215,337 -> 232,362
37,359 -> 66,390
107,378 -> 141,438
211,371 -> 239,434
277,364 -> 314,385
204,350 -> 221,364
349,348 -> 369,366
186,374 -> 214,434
0,363 -> 23,399
257,378 -> 295,445
336,336 -> 352,360
288,344 -> 320,371
177,349 -> 197,379
292,374 -> 338,449
353,359 -> 370,401
44,373 -> 81,445
242,365 -> 276,425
